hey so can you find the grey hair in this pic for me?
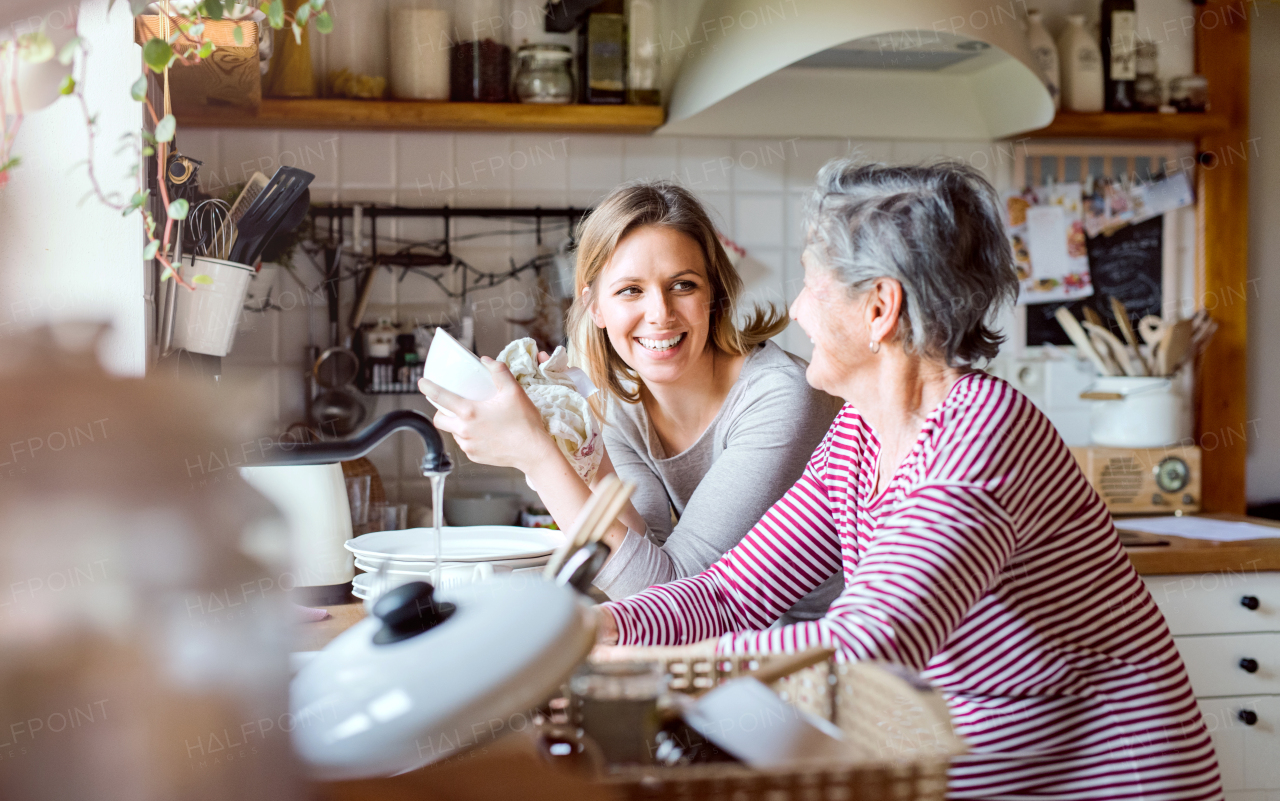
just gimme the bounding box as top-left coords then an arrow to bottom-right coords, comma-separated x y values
805,159 -> 1018,367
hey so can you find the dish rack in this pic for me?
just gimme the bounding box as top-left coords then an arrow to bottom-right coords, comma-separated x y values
585,642 -> 964,801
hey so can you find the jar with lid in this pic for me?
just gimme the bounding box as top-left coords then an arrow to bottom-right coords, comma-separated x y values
389,0 -> 451,100
320,0 -> 389,98
1133,41 -> 1160,112
1168,74 -> 1208,113
451,0 -> 511,102
513,44 -> 573,103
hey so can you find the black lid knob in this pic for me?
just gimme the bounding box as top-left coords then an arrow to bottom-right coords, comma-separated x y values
1241,595 -> 1261,611
1239,658 -> 1259,674
372,581 -> 456,645
1238,709 -> 1258,726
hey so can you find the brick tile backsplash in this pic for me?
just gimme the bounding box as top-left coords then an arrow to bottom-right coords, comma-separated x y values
178,129 -> 992,506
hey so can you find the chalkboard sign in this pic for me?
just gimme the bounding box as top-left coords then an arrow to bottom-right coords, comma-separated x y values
1027,215 -> 1164,346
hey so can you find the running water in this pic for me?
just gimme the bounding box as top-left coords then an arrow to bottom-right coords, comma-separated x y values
428,471 -> 447,586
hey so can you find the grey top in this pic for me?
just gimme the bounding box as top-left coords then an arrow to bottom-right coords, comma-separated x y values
593,340 -> 844,622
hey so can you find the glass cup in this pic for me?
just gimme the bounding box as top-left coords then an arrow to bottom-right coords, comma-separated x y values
345,475 -> 372,533
369,501 -> 408,532
569,660 -> 667,765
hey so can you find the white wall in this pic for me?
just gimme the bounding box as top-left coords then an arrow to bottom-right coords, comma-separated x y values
0,0 -> 145,375
1246,10 -> 1280,503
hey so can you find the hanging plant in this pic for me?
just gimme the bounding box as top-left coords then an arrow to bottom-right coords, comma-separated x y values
0,0 -> 333,288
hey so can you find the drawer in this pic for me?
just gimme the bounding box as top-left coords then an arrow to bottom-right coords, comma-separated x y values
1176,634 -> 1280,697
1198,696 -> 1280,793
1143,573 -> 1280,635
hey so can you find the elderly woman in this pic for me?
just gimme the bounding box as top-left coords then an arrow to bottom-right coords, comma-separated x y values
597,161 -> 1222,800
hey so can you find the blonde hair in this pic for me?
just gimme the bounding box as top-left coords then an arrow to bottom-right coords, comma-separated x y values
568,181 -> 787,404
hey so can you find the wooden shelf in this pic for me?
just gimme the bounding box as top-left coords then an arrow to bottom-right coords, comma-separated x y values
176,98 -> 666,133
1025,111 -> 1230,140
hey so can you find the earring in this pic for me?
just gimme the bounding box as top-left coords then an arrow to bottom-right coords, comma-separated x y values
869,340 -> 881,354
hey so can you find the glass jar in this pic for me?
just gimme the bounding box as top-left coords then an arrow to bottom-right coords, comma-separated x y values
322,0 -> 389,98
1133,41 -> 1160,112
569,660 -> 667,765
451,0 -> 510,102
513,44 -> 573,103
1168,74 -> 1208,113
627,0 -> 660,105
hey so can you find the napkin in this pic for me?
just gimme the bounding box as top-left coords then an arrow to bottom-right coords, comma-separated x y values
497,338 -> 602,486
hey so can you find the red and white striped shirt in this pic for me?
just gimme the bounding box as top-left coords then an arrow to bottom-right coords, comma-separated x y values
605,372 -> 1223,800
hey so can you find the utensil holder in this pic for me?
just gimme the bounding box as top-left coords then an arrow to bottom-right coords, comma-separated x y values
170,255 -> 256,357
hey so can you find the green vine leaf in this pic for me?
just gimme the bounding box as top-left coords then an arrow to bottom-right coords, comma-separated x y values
203,0 -> 226,21
189,22 -> 206,38
57,36 -> 81,66
154,114 -> 177,143
233,24 -> 244,45
59,75 -> 76,95
292,22 -> 302,44
142,145 -> 155,156
19,31 -> 54,64
193,274 -> 214,285
168,198 -> 190,220
143,240 -> 160,260
295,4 -> 311,27
267,0 -> 285,29
198,40 -> 214,58
160,266 -> 174,282
124,189 -> 150,216
315,11 -> 333,33
142,37 -> 173,72
131,75 -> 148,101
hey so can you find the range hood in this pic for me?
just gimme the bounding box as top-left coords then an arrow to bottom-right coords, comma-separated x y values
658,0 -> 1054,141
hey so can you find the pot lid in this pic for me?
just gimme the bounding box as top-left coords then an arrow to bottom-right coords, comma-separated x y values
658,0 -> 1053,141
291,576 -> 596,780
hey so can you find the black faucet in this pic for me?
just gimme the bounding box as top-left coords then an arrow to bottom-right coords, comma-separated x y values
252,410 -> 453,475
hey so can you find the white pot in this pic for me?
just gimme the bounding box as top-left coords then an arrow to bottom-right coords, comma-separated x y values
171,255 -> 255,357
1083,376 -> 1191,448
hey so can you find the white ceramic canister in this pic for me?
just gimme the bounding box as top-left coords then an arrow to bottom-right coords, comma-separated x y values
1083,376 -> 1191,448
1058,14 -> 1104,113
1026,10 -> 1061,110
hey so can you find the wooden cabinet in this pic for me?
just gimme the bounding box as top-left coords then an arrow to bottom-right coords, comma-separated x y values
1144,573 -> 1280,798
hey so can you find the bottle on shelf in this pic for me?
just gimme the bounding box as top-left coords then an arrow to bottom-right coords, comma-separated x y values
627,0 -> 660,106
1025,10 -> 1060,111
1058,14 -> 1104,113
1100,0 -> 1138,112
578,0 -> 626,104
1133,40 -> 1161,112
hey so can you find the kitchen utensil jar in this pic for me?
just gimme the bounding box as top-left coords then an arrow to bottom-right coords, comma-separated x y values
1082,376 -> 1191,448
170,254 -> 256,357
512,44 -> 573,103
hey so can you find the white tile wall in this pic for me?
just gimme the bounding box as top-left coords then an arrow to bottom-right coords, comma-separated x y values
178,128 -> 1010,507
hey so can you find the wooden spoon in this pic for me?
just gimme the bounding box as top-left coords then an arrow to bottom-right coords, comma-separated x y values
1110,297 -> 1150,375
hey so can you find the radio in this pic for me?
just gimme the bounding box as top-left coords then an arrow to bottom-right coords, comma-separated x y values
1069,445 -> 1201,516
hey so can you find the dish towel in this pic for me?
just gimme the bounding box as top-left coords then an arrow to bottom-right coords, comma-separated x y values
497,338 -> 602,485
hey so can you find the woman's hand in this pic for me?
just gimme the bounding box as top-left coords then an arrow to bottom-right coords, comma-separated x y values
596,605 -> 620,645
419,357 -> 554,474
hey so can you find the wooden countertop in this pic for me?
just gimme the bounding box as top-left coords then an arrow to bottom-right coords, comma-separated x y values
296,515 -> 1280,650
1117,514 -> 1280,575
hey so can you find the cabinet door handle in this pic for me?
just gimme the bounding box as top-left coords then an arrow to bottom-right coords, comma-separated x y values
1238,709 -> 1258,726
1241,595 -> 1261,610
1239,658 -> 1259,673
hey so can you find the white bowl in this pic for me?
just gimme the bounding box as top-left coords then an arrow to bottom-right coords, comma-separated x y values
444,492 -> 523,527
423,328 -> 495,409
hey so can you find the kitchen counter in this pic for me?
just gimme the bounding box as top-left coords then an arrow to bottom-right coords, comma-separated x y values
296,515 -> 1280,650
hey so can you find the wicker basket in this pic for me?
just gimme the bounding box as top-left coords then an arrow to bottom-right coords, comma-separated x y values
587,642 -> 964,801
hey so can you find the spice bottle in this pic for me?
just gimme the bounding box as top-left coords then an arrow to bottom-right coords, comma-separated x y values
579,0 -> 625,104
451,0 -> 511,102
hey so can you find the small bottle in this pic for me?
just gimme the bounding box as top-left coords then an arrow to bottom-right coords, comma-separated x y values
578,0 -> 626,104
627,0 -> 660,105
1133,41 -> 1161,112
1058,14 -> 1104,113
1101,0 -> 1138,112
1025,10 -> 1060,111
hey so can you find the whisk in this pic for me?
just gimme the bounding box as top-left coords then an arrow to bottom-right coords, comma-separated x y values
189,198 -> 233,259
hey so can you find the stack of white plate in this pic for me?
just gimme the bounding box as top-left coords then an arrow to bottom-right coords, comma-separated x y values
345,525 -> 563,600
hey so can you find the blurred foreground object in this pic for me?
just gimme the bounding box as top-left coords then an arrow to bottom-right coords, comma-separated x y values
0,326 -> 301,801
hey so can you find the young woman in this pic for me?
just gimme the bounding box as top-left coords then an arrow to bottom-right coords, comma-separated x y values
420,181 -> 842,619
